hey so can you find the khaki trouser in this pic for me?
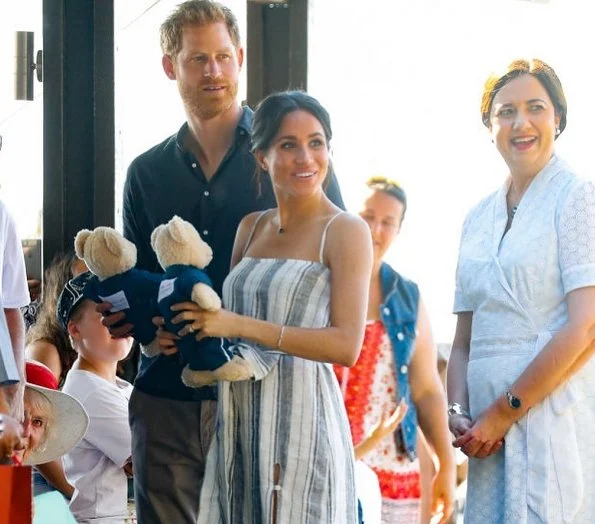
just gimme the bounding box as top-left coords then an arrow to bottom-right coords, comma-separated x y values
129,388 -> 216,524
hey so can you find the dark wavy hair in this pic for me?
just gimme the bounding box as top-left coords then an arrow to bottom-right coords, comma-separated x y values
251,90 -> 335,190
480,58 -> 567,138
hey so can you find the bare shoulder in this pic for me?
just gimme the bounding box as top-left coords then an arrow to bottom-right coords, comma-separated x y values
239,210 -> 268,230
26,339 -> 60,359
236,210 -> 270,246
328,211 -> 370,241
325,212 -> 372,261
231,210 -> 272,268
26,340 -> 62,378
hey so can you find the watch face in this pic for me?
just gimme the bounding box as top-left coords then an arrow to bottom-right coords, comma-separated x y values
507,391 -> 522,409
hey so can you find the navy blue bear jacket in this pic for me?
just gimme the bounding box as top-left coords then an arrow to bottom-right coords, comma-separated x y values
84,269 -> 163,345
157,264 -> 233,371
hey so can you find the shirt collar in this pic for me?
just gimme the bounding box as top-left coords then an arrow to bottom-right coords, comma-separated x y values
174,105 -> 253,152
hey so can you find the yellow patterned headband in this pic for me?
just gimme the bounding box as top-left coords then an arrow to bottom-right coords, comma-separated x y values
366,176 -> 403,191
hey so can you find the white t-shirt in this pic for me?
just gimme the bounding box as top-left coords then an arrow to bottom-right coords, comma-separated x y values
62,370 -> 132,523
0,199 -> 29,308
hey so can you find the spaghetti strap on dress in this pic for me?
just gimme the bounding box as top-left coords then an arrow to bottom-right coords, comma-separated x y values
242,210 -> 270,257
318,211 -> 344,263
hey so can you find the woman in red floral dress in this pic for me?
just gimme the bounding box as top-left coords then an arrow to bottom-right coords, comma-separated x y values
335,177 -> 455,523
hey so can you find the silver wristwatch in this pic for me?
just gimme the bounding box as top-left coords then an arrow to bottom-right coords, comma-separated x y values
447,402 -> 471,419
506,390 -> 522,409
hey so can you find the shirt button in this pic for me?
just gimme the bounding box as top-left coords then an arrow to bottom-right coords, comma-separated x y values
191,162 -> 197,168
203,190 -> 210,197
396,332 -> 405,341
400,365 -> 408,374
382,307 -> 390,315
203,230 -> 209,236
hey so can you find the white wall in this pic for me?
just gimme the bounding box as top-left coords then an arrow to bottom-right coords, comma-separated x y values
0,0 -> 43,239
308,0 -> 595,342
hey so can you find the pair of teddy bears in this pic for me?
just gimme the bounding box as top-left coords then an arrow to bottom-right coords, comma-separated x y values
74,216 -> 252,387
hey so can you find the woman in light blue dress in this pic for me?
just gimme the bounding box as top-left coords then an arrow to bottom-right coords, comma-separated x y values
447,59 -> 595,523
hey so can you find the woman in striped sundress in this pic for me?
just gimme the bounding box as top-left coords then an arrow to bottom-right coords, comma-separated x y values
165,91 -> 373,523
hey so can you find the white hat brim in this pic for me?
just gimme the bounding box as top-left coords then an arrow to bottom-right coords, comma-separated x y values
23,384 -> 89,466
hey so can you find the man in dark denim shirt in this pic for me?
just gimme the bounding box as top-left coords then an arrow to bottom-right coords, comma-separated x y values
119,2 -> 343,523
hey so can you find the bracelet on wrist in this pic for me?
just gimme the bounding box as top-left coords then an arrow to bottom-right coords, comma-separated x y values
447,402 -> 471,419
276,326 -> 286,349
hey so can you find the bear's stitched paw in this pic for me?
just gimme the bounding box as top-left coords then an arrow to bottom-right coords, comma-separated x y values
213,355 -> 254,382
191,283 -> 222,311
181,365 -> 217,387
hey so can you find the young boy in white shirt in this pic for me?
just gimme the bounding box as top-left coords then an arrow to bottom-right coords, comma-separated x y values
57,272 -> 134,523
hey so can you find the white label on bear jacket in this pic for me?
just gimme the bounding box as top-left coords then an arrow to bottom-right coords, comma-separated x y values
158,278 -> 177,303
99,290 -> 130,312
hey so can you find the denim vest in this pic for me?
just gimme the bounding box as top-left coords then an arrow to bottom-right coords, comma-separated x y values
379,262 -> 419,461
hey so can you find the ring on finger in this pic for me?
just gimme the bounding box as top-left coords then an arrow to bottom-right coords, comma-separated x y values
187,324 -> 195,333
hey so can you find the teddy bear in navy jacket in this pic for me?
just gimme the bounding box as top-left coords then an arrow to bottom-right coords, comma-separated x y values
150,216 -> 253,387
74,227 -> 162,349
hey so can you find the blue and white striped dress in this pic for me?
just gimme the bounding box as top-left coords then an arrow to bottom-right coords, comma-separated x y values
198,214 -> 358,523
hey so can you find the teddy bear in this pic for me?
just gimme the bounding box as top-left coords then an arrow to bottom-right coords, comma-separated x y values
150,215 -> 253,387
74,227 -> 162,350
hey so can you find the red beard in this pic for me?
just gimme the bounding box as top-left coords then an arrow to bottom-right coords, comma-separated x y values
179,80 -> 239,120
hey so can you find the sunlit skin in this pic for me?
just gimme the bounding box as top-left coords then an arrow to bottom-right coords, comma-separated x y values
359,189 -> 405,269
256,110 -> 330,202
162,22 -> 243,121
68,300 -> 133,366
489,74 -> 560,183
71,259 -> 88,277
13,390 -> 49,463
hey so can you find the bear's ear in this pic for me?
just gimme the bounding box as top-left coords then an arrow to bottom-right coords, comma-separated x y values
74,230 -> 92,258
150,224 -> 164,251
168,216 -> 186,244
102,228 -> 132,257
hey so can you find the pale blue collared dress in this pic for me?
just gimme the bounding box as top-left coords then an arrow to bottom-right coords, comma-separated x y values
454,155 -> 595,523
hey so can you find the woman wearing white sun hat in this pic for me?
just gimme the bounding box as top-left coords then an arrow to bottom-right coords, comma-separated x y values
14,360 -> 89,467
10,359 -> 89,524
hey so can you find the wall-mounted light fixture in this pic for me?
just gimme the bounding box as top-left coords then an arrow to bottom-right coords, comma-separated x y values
15,31 -> 43,101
